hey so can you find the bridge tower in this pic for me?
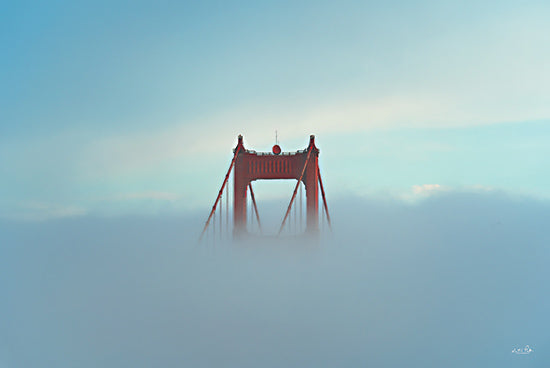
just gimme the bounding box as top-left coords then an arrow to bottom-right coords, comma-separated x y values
233,134 -> 319,236
199,134 -> 331,242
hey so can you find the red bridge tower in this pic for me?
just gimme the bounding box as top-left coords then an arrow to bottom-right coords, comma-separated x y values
200,135 -> 331,241
233,134 -> 319,236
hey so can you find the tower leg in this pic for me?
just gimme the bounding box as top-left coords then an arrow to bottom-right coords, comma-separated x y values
233,165 -> 248,237
304,152 -> 319,234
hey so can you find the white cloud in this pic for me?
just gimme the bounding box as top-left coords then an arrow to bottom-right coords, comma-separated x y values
394,184 -> 500,203
412,184 -> 444,196
73,93 -> 460,180
77,74 -> 550,181
107,191 -> 181,201
2,202 -> 87,222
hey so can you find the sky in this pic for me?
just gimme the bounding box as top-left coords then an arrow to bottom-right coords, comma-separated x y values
1,0 -> 549,220
1,1 -> 549,367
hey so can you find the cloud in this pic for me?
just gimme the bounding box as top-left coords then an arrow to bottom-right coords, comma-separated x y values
75,80 -> 550,181
2,201 -> 87,221
377,184 -> 502,203
1,192 -> 548,368
109,191 -> 181,201
58,100 -> 441,182
412,184 -> 444,196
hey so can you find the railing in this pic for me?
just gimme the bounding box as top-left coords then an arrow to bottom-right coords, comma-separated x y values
234,149 -> 308,156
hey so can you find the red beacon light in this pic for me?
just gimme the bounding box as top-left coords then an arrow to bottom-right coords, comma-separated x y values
272,144 -> 281,155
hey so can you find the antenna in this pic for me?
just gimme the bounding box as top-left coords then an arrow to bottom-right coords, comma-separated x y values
272,130 -> 281,155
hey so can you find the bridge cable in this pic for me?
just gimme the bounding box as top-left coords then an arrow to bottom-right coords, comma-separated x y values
199,145 -> 241,243
226,175 -> 229,237
317,164 -> 332,231
299,181 -> 303,232
248,183 -> 262,234
278,146 -> 313,235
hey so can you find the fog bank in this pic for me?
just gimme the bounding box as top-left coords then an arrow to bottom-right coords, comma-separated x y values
1,192 -> 548,367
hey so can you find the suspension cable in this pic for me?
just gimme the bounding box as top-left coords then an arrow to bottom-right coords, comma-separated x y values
278,146 -> 312,235
226,175 -> 229,237
199,146 -> 241,242
299,181 -> 303,232
248,183 -> 262,234
317,164 -> 332,231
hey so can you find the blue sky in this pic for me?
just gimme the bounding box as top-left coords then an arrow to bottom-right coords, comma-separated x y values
1,0 -> 549,220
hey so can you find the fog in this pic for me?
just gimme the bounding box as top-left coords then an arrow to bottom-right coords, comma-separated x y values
1,191 -> 548,367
